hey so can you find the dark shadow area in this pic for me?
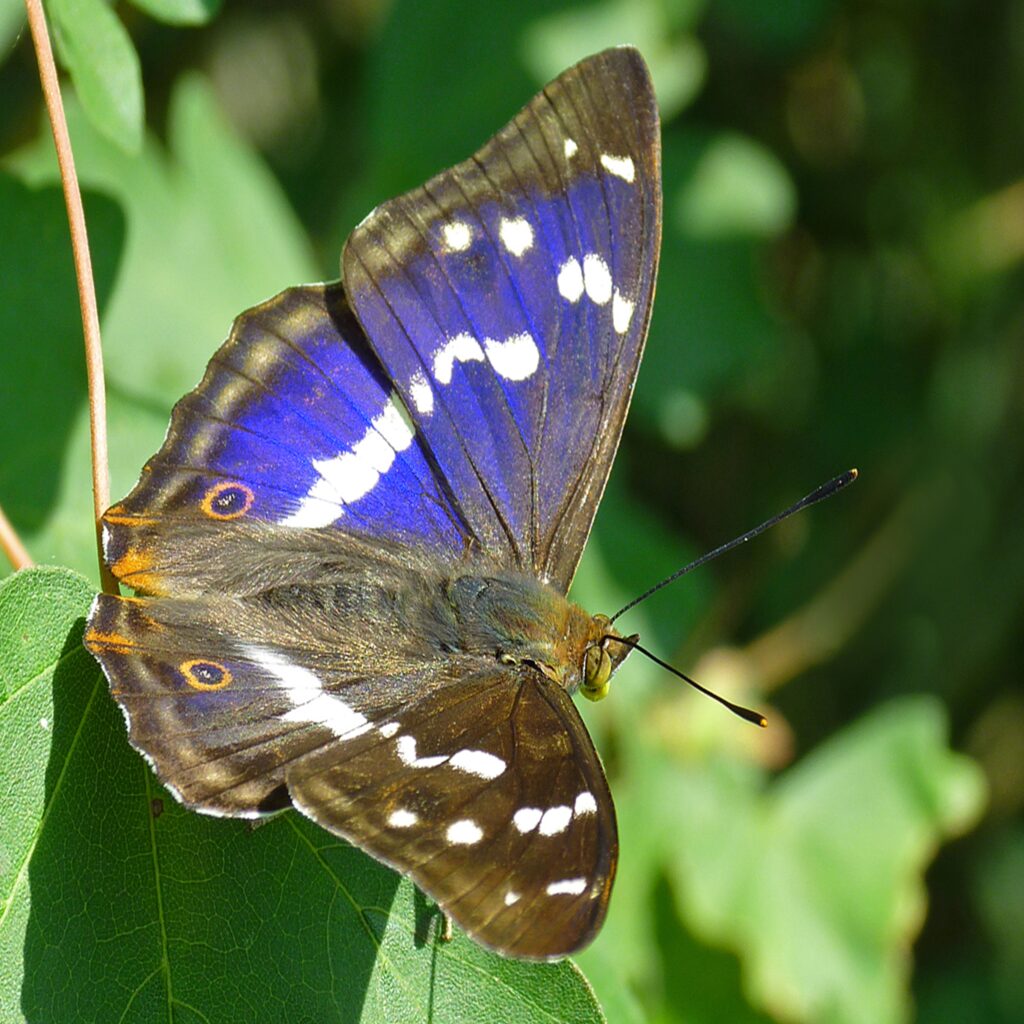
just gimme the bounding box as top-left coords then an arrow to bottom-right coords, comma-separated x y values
413,885 -> 443,950
0,174 -> 124,531
412,888 -> 446,1024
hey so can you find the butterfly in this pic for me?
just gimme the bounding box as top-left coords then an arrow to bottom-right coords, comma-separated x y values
84,46 -> 661,960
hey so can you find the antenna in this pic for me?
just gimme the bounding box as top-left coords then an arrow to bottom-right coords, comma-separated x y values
610,469 -> 858,623
611,635 -> 766,726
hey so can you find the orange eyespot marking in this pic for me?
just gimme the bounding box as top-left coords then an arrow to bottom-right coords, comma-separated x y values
180,659 -> 233,691
201,481 -> 254,520
84,629 -> 135,652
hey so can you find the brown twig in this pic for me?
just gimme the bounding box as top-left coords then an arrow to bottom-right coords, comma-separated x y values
24,0 -> 117,593
0,501 -> 34,571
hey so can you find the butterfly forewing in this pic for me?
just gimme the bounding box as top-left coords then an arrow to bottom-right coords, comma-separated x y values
344,46 -> 661,587
85,47 -> 662,960
101,284 -> 470,596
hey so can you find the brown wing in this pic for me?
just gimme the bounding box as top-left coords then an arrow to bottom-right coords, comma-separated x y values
86,592 -> 616,960
289,665 -> 616,960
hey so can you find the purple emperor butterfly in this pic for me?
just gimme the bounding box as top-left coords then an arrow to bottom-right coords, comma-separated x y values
85,47 -> 661,960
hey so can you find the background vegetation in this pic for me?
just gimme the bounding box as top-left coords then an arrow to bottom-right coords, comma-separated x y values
1,1 -> 1020,1021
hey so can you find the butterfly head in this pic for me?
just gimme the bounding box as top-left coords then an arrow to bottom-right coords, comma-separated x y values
580,615 -> 638,702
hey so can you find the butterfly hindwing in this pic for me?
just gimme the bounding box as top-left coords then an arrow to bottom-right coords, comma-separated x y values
87,579 -> 616,959
343,46 -> 661,587
102,284 -> 469,596
291,664 -> 616,959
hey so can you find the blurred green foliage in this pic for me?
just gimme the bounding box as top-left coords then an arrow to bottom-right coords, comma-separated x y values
1,0 -> 1021,1021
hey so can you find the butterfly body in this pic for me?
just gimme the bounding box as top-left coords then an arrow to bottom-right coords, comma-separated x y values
85,47 -> 662,959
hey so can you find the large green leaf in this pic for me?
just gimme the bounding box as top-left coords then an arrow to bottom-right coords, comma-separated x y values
657,698 -> 987,1024
48,0 -> 144,152
0,567 -> 605,1023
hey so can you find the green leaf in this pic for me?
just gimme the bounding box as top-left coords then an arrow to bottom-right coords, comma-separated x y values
0,172 -> 125,539
662,698 -> 987,1024
127,0 -> 221,26
676,132 -> 797,240
0,567 -> 605,1023
48,0 -> 144,153
5,73 -> 317,583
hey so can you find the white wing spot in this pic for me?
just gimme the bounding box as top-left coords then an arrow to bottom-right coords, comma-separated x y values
557,257 -> 584,303
388,808 -> 418,828
546,877 -> 587,896
564,138 -> 578,159
376,394 -> 415,448
275,493 -> 341,530
442,220 -> 472,252
539,805 -> 572,836
612,289 -> 634,334
483,332 -> 540,381
243,644 -> 371,740
447,819 -> 483,845
504,890 -> 521,906
409,370 -> 434,414
600,153 -> 635,182
513,807 -> 543,833
449,748 -> 507,779
40,717 -> 49,730
574,791 -> 598,816
279,392 -> 415,528
379,721 -> 400,738
396,734 -> 449,769
583,254 -> 613,305
432,332 -> 484,385
499,216 -> 534,256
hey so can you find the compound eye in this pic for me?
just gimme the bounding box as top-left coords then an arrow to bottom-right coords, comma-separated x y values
582,646 -> 612,702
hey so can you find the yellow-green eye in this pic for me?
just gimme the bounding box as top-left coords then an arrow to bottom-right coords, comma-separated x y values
582,645 -> 612,702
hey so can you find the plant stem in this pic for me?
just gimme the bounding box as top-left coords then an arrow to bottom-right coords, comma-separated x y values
24,0 -> 117,594
0,502 -> 33,571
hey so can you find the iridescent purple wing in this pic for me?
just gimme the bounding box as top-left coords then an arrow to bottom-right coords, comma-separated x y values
343,47 -> 661,589
102,284 -> 468,595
